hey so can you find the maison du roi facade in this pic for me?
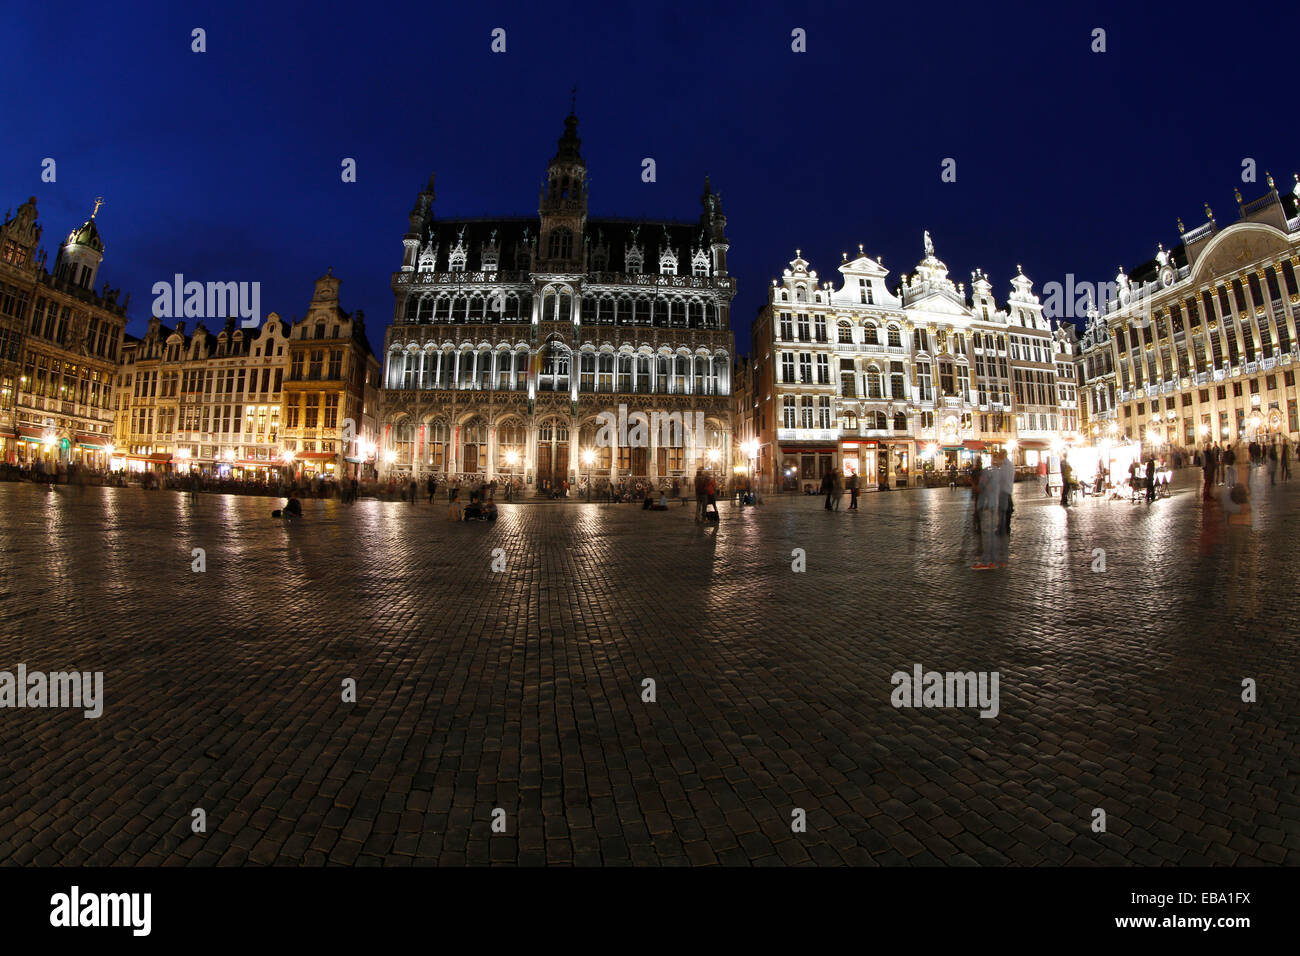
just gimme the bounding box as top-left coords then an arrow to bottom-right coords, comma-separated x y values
378,112 -> 736,487
0,197 -> 127,467
111,271 -> 381,478
747,237 -> 1078,491
1078,174 -> 1300,451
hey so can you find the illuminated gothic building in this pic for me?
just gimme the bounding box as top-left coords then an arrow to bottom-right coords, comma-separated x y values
1078,175 -> 1300,451
752,235 -> 1067,491
0,197 -> 126,467
379,112 -> 736,489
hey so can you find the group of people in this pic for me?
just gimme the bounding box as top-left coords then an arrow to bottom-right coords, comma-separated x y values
694,469 -> 720,522
971,450 -> 1016,569
818,469 -> 862,511
1199,439 -> 1290,496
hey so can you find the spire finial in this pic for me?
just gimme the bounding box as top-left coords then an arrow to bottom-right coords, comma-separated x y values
91,197 -> 103,218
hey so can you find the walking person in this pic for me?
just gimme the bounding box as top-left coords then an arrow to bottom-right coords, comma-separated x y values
847,469 -> 860,510
1268,441 -> 1278,486
1224,445 -> 1237,489
1059,457 -> 1073,508
694,468 -> 706,522
831,469 -> 843,511
408,477 -> 417,505
1145,457 -> 1157,503
1202,444 -> 1216,498
821,469 -> 834,511
997,449 -> 1015,537
973,452 -> 1003,570
427,475 -> 436,503
1282,440 -> 1291,481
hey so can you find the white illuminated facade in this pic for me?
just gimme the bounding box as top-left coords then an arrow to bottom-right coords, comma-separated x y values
753,234 -> 1069,490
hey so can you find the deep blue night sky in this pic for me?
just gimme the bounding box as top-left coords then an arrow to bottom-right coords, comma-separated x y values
4,0 -> 1297,355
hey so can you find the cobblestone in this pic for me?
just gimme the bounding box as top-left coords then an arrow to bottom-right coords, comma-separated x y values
0,468 -> 1295,865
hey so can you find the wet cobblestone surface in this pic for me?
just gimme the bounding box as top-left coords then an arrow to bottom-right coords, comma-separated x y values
0,469 -> 1296,866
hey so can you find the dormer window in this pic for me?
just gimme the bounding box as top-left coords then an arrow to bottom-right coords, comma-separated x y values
448,246 -> 467,271
692,250 -> 709,276
659,250 -> 677,275
625,242 -> 643,274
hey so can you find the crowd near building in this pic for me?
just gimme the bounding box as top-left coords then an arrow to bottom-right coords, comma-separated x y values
376,111 -> 736,492
5,162 -> 1300,496
746,234 -> 1077,491
1077,174 -> 1300,459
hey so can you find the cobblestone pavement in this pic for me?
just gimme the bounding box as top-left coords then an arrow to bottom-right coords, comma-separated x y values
0,468 -> 1297,867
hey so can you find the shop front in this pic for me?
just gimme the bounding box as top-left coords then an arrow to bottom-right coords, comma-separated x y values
778,444 -> 837,493
880,441 -> 911,489
839,440 -> 877,487
295,451 -> 339,478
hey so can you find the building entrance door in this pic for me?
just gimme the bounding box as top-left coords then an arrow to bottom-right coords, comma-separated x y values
536,421 -> 569,488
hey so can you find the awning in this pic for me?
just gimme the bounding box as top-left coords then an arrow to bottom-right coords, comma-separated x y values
76,433 -> 108,449
1016,440 -> 1050,449
17,426 -> 47,443
962,440 -> 986,450
295,452 -> 337,461
127,453 -> 173,463
780,447 -> 838,454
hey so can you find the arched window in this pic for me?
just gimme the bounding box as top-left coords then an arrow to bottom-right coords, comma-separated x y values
496,421 -> 526,473
579,351 -> 596,391
893,412 -> 907,432
838,321 -> 853,344
404,296 -> 418,322
866,367 -> 882,398
387,349 -> 403,388
597,352 -> 615,392
461,419 -> 486,474
579,421 -> 611,470
887,325 -> 902,347
547,228 -> 572,260
392,421 -> 415,469
427,420 -> 449,470
863,324 -> 879,345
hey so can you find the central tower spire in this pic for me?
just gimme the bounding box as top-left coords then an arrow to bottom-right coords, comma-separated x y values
538,110 -> 587,271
